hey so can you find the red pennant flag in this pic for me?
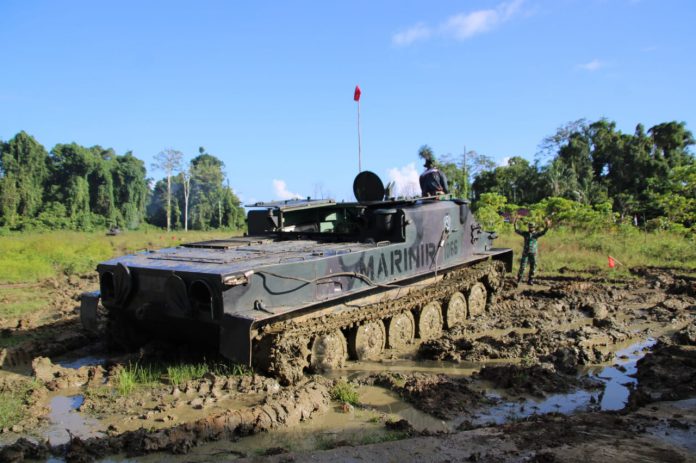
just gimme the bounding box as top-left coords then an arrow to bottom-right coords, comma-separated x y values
353,85 -> 361,102
608,256 -> 616,268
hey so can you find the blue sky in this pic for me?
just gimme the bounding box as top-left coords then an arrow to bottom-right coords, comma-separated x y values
1,0 -> 695,203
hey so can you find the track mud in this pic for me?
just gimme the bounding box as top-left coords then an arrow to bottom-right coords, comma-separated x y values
0,267 -> 694,462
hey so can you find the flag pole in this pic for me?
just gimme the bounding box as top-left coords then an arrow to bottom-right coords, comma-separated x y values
354,85 -> 362,172
357,99 -> 362,172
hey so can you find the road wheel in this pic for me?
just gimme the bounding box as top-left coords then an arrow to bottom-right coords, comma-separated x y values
445,291 -> 467,328
268,333 -> 311,386
386,311 -> 415,348
349,320 -> 386,360
484,261 -> 506,296
417,301 -> 443,340
468,282 -> 487,318
310,330 -> 347,372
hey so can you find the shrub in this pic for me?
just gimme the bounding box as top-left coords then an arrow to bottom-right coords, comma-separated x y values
330,380 -> 360,405
474,192 -> 508,231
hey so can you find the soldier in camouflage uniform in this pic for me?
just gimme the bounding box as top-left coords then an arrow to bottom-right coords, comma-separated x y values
419,157 -> 449,197
514,217 -> 551,285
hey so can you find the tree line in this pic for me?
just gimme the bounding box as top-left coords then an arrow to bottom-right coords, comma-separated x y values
431,119 -> 695,232
0,131 -> 244,232
2,118 -> 693,234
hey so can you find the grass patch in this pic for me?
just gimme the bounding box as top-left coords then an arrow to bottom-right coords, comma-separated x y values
0,286 -> 50,320
0,229 -> 241,322
116,362 -> 162,395
497,228 -> 696,278
0,380 -> 37,429
166,363 -> 210,387
166,360 -> 253,387
0,332 -> 33,349
0,390 -> 26,429
330,380 -> 360,405
314,434 -> 348,451
116,359 -> 254,394
0,229 -> 240,284
210,361 -> 254,377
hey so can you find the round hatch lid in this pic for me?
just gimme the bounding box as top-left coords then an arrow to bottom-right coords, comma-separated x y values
353,171 -> 385,203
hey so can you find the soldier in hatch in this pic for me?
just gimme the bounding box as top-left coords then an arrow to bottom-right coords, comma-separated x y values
418,149 -> 449,197
514,216 -> 551,286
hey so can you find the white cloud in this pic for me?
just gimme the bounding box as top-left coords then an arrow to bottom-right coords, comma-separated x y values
442,10 -> 498,40
386,163 -> 421,197
272,179 -> 303,200
577,59 -> 604,71
392,23 -> 432,46
498,156 -> 511,167
392,0 -> 524,46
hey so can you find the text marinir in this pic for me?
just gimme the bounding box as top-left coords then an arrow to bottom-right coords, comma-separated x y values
352,239 -> 460,280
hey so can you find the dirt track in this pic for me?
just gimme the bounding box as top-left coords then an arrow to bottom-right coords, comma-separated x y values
0,267 -> 694,462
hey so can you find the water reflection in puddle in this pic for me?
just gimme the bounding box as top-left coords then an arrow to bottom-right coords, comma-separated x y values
46,394 -> 103,446
54,355 -> 105,369
462,338 -> 656,427
358,385 -> 451,432
596,338 -> 655,411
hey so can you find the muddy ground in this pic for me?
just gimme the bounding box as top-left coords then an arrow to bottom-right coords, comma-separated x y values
0,266 -> 694,462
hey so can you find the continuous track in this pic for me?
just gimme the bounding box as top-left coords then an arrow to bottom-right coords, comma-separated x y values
255,259 -> 507,384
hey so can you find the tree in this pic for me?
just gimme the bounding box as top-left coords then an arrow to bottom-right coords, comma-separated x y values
189,150 -> 225,229
439,155 -> 467,198
181,167 -> 191,231
538,119 -> 588,161
113,152 -> 148,229
439,148 -> 495,200
0,132 -> 49,225
89,147 -> 116,223
462,149 -> 495,200
649,121 -> 695,169
152,148 -> 183,232
473,192 -> 508,231
472,156 -> 541,204
47,143 -> 95,223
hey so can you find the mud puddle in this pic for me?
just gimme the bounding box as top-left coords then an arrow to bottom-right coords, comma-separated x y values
84,337 -> 662,462
591,337 -> 656,410
113,385 -> 438,463
54,355 -> 105,370
45,394 -> 102,446
641,398 -> 696,453
336,358 -> 479,377
459,338 -> 657,428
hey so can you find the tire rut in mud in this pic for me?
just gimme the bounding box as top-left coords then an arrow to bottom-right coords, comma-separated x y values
0,379 -> 332,462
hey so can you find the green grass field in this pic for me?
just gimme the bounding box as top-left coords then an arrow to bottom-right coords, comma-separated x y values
0,230 -> 239,320
0,229 -> 241,284
497,227 -> 696,278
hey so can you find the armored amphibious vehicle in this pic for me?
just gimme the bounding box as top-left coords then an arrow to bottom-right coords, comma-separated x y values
81,171 -> 512,383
